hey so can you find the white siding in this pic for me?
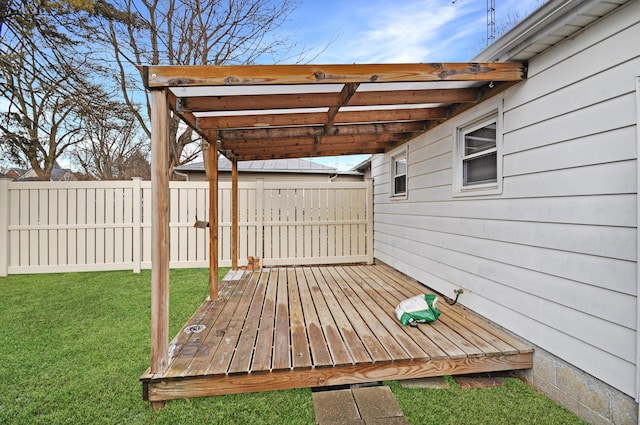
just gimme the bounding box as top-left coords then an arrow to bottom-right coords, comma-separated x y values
372,2 -> 640,397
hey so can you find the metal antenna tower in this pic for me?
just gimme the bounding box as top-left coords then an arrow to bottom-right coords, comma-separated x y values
451,0 -> 497,45
487,0 -> 496,44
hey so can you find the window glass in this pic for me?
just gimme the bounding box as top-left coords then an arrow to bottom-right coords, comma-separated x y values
391,151 -> 407,198
462,121 -> 497,186
463,152 -> 497,185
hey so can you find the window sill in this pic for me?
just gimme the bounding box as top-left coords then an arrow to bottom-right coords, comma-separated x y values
453,183 -> 501,198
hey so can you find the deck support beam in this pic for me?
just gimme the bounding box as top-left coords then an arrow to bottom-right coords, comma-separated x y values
150,89 -> 170,377
144,352 -> 533,402
231,156 -> 238,270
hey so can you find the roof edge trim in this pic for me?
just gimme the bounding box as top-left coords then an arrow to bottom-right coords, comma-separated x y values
473,0 -> 623,62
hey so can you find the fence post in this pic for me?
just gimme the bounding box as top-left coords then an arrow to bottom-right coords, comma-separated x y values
132,177 -> 142,273
256,179 -> 264,262
366,178 -> 374,265
0,178 -> 9,277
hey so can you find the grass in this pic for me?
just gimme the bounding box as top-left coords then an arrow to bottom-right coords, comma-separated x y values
0,269 -> 586,424
387,378 -> 587,425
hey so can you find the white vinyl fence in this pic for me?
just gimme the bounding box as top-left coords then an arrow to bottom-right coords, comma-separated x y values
0,178 -> 373,276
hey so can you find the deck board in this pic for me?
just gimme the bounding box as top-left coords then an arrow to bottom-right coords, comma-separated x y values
142,264 -> 533,402
305,267 -> 353,366
311,267 -> 371,364
287,268 -> 313,369
227,271 -> 268,374
295,268 -> 333,367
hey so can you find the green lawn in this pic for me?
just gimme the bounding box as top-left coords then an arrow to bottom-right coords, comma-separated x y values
0,269 -> 586,424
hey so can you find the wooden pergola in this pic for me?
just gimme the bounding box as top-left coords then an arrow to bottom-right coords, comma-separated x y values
143,63 -> 527,407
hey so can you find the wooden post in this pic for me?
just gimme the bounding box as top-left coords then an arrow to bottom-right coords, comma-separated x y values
208,143 -> 219,299
150,89 -> 170,396
231,157 -> 239,270
366,178 -> 374,265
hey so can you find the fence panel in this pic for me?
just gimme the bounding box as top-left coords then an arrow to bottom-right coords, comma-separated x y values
0,178 -> 372,275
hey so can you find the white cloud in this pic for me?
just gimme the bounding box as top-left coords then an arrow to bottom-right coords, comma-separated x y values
294,0 -> 489,63
290,0 -> 546,64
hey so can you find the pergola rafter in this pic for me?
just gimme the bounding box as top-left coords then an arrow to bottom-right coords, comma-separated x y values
150,62 -> 526,161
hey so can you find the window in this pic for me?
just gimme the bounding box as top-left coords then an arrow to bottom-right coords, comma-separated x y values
463,122 -> 497,186
391,148 -> 408,199
454,111 -> 502,196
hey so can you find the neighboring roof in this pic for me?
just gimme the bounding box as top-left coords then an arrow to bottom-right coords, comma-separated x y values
18,164 -> 76,181
0,167 -> 26,179
349,156 -> 372,173
176,157 -> 361,175
473,0 -> 631,62
143,63 -> 526,161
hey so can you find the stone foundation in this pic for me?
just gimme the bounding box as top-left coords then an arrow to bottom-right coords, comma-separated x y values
517,347 -> 638,425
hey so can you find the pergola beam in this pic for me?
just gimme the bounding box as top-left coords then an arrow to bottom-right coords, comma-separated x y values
217,122 -> 427,140
227,145 -> 390,160
145,63 -> 527,88
196,107 -> 448,130
177,88 -> 480,112
219,133 -> 404,150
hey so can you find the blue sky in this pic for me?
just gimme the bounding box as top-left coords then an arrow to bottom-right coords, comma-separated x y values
283,0 -> 544,170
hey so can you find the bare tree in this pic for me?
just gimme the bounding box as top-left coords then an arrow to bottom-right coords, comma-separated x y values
0,45 -> 92,180
73,100 -> 150,180
0,0 -> 132,180
83,0 -> 298,177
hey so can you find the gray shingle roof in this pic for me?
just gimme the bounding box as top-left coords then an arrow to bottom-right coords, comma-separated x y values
176,157 -> 340,174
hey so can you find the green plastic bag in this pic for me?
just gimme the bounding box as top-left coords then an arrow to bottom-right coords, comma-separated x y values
395,294 -> 441,326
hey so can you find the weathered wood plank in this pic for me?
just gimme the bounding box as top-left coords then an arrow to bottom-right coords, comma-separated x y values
143,265 -> 534,404
164,278 -> 238,378
336,267 -> 429,360
150,89 -> 170,376
310,267 -> 372,364
179,88 -> 478,112
315,268 -> 391,363
303,267 -> 353,366
360,265 -> 469,360
373,263 -> 528,356
295,267 -> 333,367
327,267 -> 409,360
145,353 -> 533,401
206,271 -> 261,375
349,265 -> 448,359
287,268 -> 312,369
144,63 -> 527,88
272,268 -> 292,370
227,271 -> 270,374
251,269 -> 279,371
182,270 -> 251,376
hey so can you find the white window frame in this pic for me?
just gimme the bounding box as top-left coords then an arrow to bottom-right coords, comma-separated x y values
390,146 -> 408,200
453,105 -> 503,197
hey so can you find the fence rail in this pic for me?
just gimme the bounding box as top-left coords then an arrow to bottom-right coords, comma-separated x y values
0,178 -> 373,276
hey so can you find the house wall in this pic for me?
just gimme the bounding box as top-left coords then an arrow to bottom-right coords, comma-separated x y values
372,0 -> 639,406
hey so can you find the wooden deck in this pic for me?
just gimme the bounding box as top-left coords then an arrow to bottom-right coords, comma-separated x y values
141,264 -> 533,402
